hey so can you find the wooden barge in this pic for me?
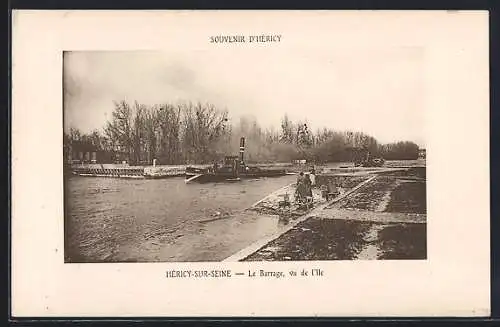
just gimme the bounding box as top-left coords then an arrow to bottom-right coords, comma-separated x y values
69,137 -> 290,182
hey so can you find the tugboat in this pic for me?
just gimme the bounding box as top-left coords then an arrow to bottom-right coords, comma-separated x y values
185,137 -> 288,183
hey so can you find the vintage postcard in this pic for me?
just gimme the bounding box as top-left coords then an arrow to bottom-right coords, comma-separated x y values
11,10 -> 490,317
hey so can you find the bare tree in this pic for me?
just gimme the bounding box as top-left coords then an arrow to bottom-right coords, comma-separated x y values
78,99 -> 418,165
104,100 -> 133,162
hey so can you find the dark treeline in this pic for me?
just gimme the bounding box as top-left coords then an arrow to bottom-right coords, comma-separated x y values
64,100 -> 421,165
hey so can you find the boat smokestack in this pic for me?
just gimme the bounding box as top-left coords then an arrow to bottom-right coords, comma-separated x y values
239,137 -> 245,163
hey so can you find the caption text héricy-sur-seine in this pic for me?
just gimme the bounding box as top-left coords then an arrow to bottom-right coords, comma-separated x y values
165,268 -> 324,279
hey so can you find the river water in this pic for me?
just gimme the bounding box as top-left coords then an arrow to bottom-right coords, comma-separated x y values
64,175 -> 296,262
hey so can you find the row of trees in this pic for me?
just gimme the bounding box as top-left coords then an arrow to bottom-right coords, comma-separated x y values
379,141 -> 421,160
64,100 -> 421,165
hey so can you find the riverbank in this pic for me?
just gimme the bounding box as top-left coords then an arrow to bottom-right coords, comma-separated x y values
68,159 -> 425,179
225,166 -> 426,261
68,162 -> 297,179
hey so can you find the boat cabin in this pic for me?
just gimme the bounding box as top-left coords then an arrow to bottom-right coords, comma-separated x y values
224,155 -> 240,166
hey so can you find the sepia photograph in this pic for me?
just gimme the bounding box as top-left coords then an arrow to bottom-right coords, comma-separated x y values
63,49 -> 426,263
12,10 -> 490,317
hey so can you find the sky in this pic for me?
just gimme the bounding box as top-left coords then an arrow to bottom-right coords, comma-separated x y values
64,48 -> 425,147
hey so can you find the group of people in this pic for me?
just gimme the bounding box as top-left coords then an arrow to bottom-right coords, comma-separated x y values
295,169 -> 316,203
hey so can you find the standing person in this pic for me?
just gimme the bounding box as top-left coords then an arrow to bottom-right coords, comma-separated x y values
304,173 -> 313,197
296,171 -> 304,186
295,172 -> 305,202
310,168 -> 316,188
